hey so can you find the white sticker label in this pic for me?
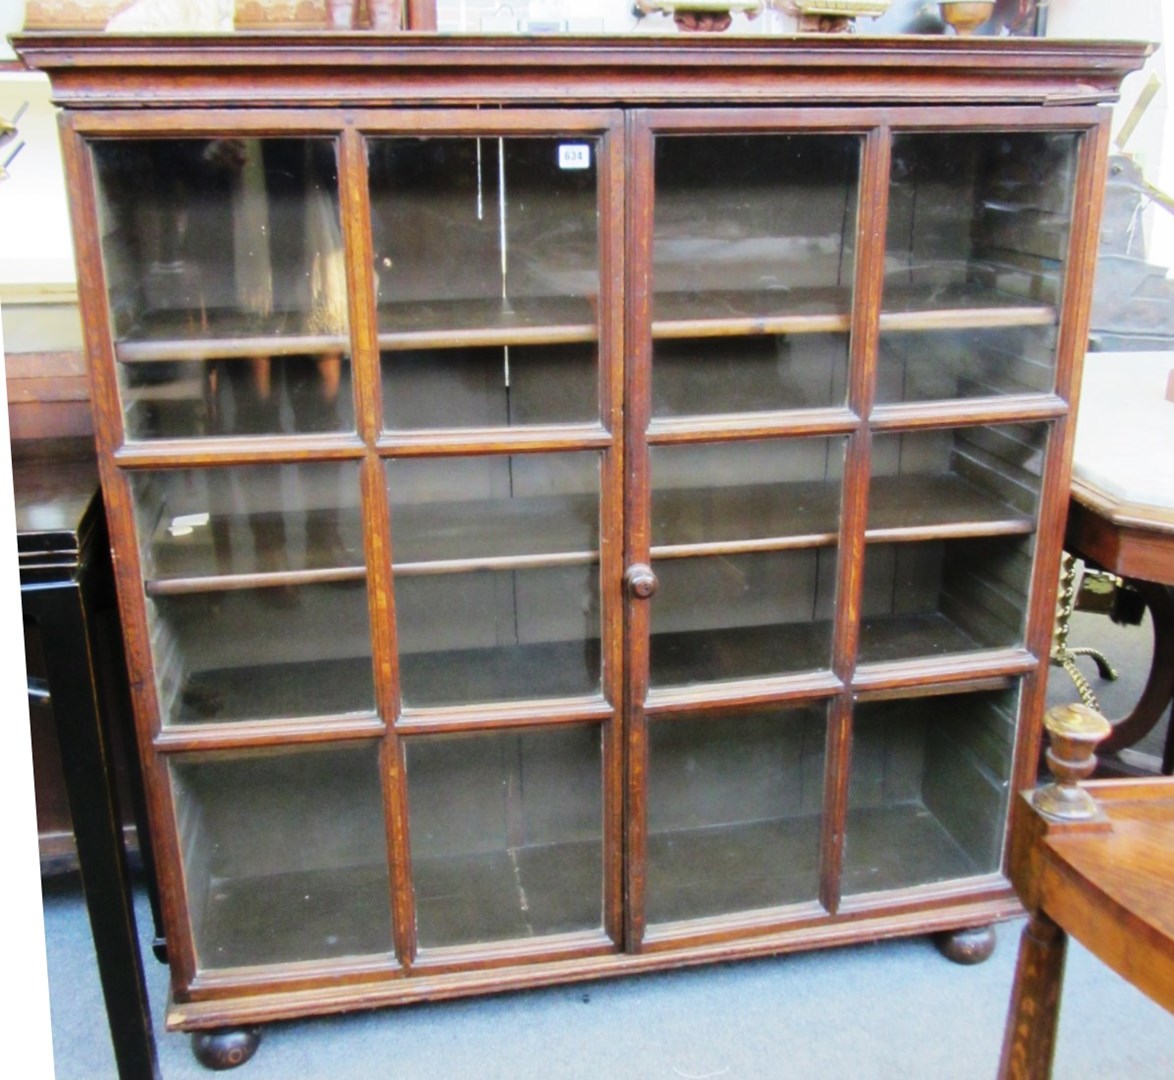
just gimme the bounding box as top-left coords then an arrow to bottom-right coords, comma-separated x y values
558,144 -> 591,170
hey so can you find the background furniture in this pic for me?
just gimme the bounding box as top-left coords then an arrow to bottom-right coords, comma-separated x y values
999,710 -> 1174,1079
16,31 -> 1148,1067
15,438 -> 161,1079
1064,351 -> 1174,773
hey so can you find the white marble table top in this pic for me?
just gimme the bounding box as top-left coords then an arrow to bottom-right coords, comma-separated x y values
1073,351 -> 1174,513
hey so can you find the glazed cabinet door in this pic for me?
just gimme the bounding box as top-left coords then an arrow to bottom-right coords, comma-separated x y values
81,131 -> 397,979
368,117 -> 626,962
74,112 -> 626,992
624,110 -> 1102,948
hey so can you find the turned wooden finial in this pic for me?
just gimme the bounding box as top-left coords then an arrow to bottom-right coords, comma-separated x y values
1033,702 -> 1112,821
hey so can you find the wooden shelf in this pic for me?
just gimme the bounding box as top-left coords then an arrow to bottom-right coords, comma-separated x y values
653,287 -> 851,339
651,283 -> 1054,341
115,310 -> 348,364
378,296 -> 598,351
652,472 -> 1031,558
864,474 -> 1034,541
390,491 -> 598,566
143,509 -> 366,595
142,470 -> 1030,596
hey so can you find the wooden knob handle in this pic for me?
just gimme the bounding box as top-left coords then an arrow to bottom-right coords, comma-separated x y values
625,564 -> 658,599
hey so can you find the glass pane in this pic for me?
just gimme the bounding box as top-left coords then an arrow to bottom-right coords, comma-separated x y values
172,743 -> 392,969
876,325 -> 1058,405
117,355 -> 355,441
647,705 -> 826,924
149,582 -> 374,725
131,462 -> 372,726
859,535 -> 1034,665
652,134 -> 860,416
131,462 -> 363,581
868,423 -> 1046,535
652,437 -> 845,548
388,452 -> 598,563
390,452 -> 601,707
406,725 -> 603,949
653,333 -> 849,418
881,131 -> 1079,405
395,565 -> 600,708
383,343 -> 596,430
844,686 -> 1017,895
369,136 -> 600,429
650,550 -> 836,688
91,138 -> 353,440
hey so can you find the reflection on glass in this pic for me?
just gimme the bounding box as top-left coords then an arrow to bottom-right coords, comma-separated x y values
876,326 -> 1058,405
369,136 -> 601,429
150,581 -> 374,725
390,451 -> 601,707
883,131 -> 1077,315
406,725 -> 604,948
172,743 -> 392,969
652,437 -> 846,548
118,354 -> 355,441
652,134 -> 859,417
868,423 -> 1046,534
131,462 -> 364,581
92,138 -> 353,440
646,706 -> 826,924
879,130 -> 1079,409
650,550 -> 836,688
858,535 -> 1034,665
843,686 -> 1017,895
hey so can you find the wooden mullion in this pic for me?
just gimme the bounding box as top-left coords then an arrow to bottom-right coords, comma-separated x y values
622,110 -> 656,953
644,674 -> 842,720
819,695 -> 853,916
404,0 -> 437,30
852,646 -> 1038,693
339,126 -> 416,967
647,408 -> 859,444
114,435 -> 366,469
396,698 -> 613,736
153,716 -> 385,754
59,117 -> 202,992
377,425 -> 612,456
821,122 -> 890,917
598,113 -> 628,949
869,395 -> 1068,431
834,122 -> 889,687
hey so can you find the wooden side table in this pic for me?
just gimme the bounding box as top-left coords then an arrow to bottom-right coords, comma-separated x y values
998,705 -> 1174,1078
1065,351 -> 1174,773
15,440 -> 161,1080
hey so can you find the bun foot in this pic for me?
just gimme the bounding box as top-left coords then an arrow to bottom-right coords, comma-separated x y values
935,923 -> 997,965
192,1027 -> 262,1070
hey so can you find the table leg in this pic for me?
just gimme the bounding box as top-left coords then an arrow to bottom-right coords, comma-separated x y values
998,912 -> 1068,1080
23,580 -> 160,1080
1099,582 -> 1174,771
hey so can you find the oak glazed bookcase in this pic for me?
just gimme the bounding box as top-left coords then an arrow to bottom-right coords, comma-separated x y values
17,31 -> 1150,1065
